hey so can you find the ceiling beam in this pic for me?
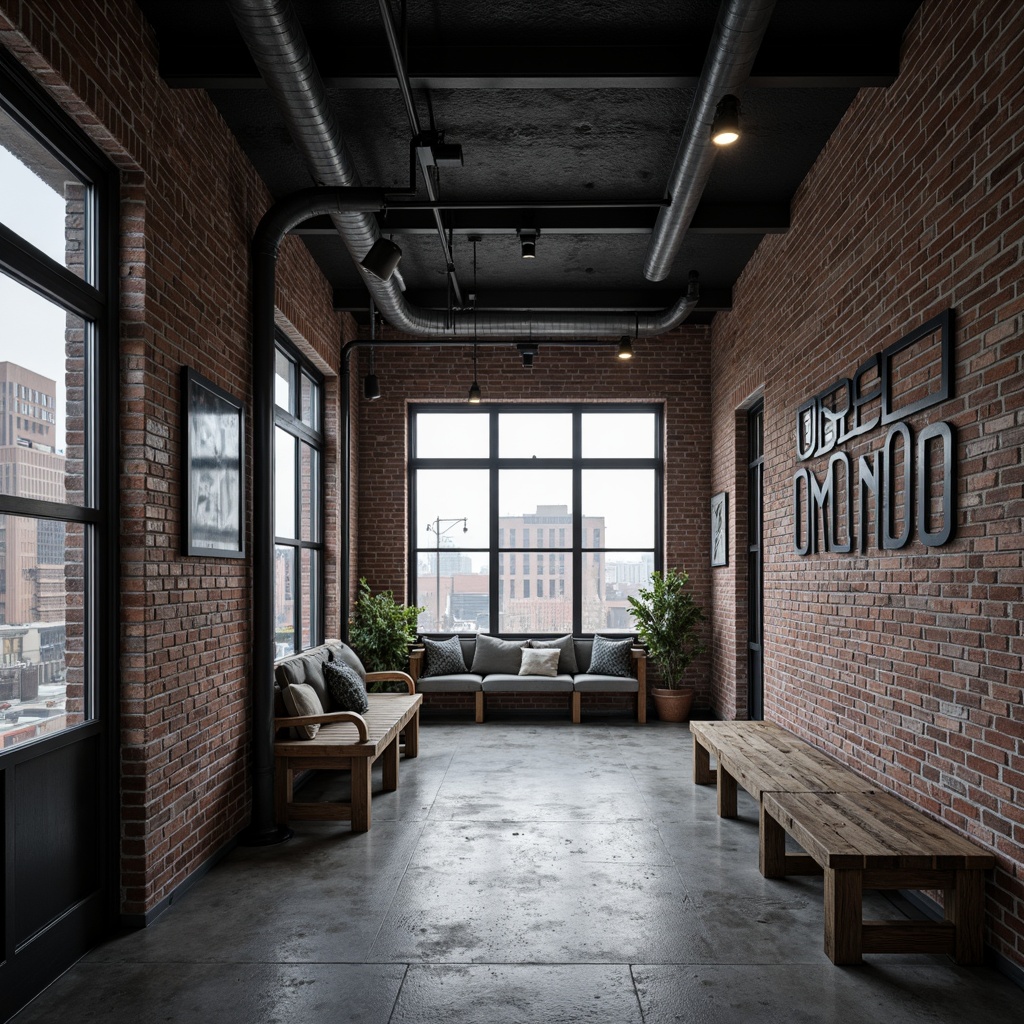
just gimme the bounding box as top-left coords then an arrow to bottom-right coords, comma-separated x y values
161,41 -> 901,91
293,202 -> 789,237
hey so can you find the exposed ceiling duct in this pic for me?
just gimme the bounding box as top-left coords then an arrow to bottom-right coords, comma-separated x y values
227,0 -> 775,337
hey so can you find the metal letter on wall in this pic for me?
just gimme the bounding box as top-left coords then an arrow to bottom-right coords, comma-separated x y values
882,422 -> 913,550
917,421 -> 956,546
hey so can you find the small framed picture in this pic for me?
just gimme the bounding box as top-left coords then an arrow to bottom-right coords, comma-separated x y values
182,367 -> 245,558
711,491 -> 728,567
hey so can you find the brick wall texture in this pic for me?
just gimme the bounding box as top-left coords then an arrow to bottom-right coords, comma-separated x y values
1,0 -> 1022,974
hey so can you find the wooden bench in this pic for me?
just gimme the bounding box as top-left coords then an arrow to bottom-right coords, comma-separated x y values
689,719 -> 995,965
274,692 -> 422,832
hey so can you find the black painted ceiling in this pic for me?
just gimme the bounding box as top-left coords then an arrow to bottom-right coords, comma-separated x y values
137,0 -> 921,327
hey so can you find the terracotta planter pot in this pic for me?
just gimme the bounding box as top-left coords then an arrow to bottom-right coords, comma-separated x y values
651,687 -> 694,723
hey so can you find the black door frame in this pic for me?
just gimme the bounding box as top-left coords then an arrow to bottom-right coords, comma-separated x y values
747,401 -> 764,720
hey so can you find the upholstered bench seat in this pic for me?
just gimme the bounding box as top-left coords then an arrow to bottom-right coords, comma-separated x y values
413,673 -> 483,693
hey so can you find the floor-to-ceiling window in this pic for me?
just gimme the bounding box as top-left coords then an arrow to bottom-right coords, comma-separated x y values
409,405 -> 662,635
747,401 -> 764,720
273,338 -> 324,656
0,47 -> 118,1019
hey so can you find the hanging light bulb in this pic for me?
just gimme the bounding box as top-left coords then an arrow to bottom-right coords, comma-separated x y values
711,95 -> 740,146
363,302 -> 381,400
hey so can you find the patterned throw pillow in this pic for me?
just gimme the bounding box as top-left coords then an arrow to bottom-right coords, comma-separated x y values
519,647 -> 560,677
324,660 -> 370,714
281,681 -> 324,739
588,635 -> 633,677
529,634 -> 579,675
422,635 -> 468,677
470,633 -> 526,675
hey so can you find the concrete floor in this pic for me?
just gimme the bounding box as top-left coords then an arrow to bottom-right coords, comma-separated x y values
14,719 -> 1024,1023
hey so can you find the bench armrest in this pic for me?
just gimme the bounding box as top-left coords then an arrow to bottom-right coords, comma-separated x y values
275,710 -> 369,742
407,647 -> 425,683
365,670 -> 416,694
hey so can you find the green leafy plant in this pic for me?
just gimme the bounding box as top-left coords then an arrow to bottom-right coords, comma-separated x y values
348,578 -> 424,673
627,568 -> 706,689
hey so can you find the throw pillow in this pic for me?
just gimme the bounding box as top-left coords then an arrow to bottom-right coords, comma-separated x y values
281,681 -> 324,739
422,635 -> 467,677
588,635 -> 633,677
299,653 -> 331,711
325,660 -> 370,715
529,634 -> 579,675
470,633 -> 526,675
519,647 -> 560,677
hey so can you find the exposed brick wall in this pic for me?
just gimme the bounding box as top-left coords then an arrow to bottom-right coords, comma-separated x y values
0,1 -> 346,917
352,334 -> 715,704
710,0 -> 1024,968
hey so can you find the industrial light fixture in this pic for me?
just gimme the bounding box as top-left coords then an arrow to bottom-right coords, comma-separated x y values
468,237 -> 482,403
360,237 -> 403,281
517,343 -> 539,367
617,337 -> 634,360
518,229 -> 538,259
364,301 -> 382,400
711,95 -> 740,146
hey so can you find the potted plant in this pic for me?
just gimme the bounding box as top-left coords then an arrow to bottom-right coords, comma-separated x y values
348,578 -> 424,686
627,568 -> 706,721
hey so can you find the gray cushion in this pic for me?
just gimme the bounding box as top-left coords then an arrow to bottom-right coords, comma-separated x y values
470,633 -> 526,675
281,682 -> 324,739
414,673 -> 484,693
588,635 -> 633,677
573,673 -> 639,693
422,635 -> 468,677
326,641 -> 367,681
530,634 -> 579,675
325,661 -> 369,714
482,673 -> 574,693
299,654 -> 332,711
520,647 -> 560,676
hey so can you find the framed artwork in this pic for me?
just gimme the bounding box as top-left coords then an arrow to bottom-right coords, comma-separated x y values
182,367 -> 245,558
711,491 -> 728,567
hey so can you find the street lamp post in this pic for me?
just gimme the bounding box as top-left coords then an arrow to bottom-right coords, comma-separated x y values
426,516 -> 467,630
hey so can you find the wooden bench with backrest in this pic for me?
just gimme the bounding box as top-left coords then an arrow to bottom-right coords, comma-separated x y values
689,719 -> 995,965
273,640 -> 422,832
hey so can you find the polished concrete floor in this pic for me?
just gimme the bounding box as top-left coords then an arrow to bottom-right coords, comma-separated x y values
14,719 -> 1024,1023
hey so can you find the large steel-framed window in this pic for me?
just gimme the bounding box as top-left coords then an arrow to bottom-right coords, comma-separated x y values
409,404 -> 662,636
273,339 -> 324,656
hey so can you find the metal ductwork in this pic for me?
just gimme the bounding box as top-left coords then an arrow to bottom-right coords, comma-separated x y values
229,0 -> 774,335
644,0 -> 777,282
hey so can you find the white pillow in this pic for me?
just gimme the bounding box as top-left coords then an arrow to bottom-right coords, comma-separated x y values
519,647 -> 561,677
281,681 -> 325,738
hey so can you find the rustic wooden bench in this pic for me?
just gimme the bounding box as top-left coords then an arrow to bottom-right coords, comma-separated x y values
274,692 -> 422,832
762,790 -> 995,964
689,719 -> 995,964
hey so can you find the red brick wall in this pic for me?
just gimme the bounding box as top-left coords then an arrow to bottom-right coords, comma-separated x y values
710,0 -> 1024,968
0,0 -> 346,917
352,334 -> 714,699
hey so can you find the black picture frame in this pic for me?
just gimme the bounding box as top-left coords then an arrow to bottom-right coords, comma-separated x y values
711,491 -> 728,567
182,367 -> 245,558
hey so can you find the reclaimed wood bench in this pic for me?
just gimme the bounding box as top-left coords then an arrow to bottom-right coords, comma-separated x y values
274,692 -> 422,832
762,790 -> 995,964
689,719 -> 995,965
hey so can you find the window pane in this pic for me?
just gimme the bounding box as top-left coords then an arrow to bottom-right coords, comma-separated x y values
300,372 -> 317,428
274,349 -> 292,411
498,470 -> 573,525
0,275 -> 84,504
416,551 -> 488,632
0,514 -> 89,748
0,107 -> 91,280
299,441 -> 316,542
300,547 -> 314,650
582,412 -> 656,458
498,565 -> 572,635
582,470 -> 655,548
274,428 -> 295,539
416,469 -> 489,547
499,412 -> 571,458
416,413 -> 489,458
274,545 -> 295,657
582,550 -> 654,634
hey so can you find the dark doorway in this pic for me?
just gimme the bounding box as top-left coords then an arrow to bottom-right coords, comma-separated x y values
747,402 -> 764,720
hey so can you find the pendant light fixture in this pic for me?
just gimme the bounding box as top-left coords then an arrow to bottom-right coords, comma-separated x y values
711,95 -> 741,146
364,300 -> 381,400
467,235 -> 482,403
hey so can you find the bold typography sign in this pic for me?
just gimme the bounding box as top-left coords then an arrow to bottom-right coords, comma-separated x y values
793,310 -> 956,555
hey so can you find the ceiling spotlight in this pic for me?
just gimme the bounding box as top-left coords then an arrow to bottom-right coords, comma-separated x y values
363,369 -> 381,401
711,95 -> 740,146
617,337 -> 634,360
519,230 -> 538,259
360,237 -> 403,281
517,343 -> 539,368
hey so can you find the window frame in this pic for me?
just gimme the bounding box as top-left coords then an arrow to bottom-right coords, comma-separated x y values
273,337 -> 325,655
409,403 -> 663,636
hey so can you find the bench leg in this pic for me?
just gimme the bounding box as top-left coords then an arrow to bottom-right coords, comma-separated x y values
382,738 -> 400,792
718,766 -> 738,818
404,710 -> 420,759
692,738 -> 715,785
351,757 -> 372,832
947,869 -> 985,965
825,868 -> 863,965
274,760 -> 293,827
571,691 -> 581,724
475,691 -> 485,723
760,800 -> 787,878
